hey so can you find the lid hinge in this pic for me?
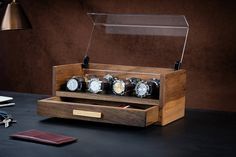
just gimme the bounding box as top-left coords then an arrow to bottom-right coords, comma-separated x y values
82,55 -> 90,69
174,60 -> 181,70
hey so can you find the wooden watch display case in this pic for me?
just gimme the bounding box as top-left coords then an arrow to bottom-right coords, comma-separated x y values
37,13 -> 189,127
37,63 -> 186,127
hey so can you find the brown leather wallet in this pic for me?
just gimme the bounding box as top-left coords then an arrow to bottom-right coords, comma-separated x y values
10,129 -> 77,145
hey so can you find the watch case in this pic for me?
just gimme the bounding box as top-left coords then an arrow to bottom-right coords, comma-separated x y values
37,13 -> 189,127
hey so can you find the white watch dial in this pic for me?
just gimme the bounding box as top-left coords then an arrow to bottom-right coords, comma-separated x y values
137,83 -> 148,96
113,81 -> 125,95
67,79 -> 79,91
89,80 -> 102,93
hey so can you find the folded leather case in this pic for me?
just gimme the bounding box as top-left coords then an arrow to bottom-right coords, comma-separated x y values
11,129 -> 77,145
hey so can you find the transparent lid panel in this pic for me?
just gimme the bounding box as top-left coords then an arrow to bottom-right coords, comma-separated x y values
86,13 -> 189,68
88,13 -> 188,27
105,26 -> 187,37
88,13 -> 188,36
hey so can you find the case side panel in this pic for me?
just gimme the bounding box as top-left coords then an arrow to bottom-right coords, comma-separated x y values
52,63 -> 84,96
158,69 -> 186,125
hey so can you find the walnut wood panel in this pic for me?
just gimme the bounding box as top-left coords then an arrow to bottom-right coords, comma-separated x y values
146,106 -> 159,126
37,97 -> 159,127
56,91 -> 159,106
84,69 -> 161,80
160,96 -> 185,126
157,69 -> 186,125
53,63 -> 84,95
159,69 -> 186,106
88,63 -> 174,74
60,97 -> 153,108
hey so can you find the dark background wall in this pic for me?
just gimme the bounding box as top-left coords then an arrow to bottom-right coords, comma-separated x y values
0,0 -> 235,112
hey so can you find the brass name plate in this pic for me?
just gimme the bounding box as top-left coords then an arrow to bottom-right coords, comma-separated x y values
73,109 -> 102,119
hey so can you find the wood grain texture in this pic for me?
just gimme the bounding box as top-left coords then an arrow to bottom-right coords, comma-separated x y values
53,63 -> 84,95
146,106 -> 159,126
157,69 -> 186,125
160,69 -> 186,106
160,96 -> 185,126
87,63 -> 173,74
84,69 -> 161,80
84,63 -> 163,83
56,91 -> 159,106
38,97 -> 159,127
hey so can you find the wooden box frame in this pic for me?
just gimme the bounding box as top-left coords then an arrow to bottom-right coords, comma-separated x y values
37,63 -> 186,127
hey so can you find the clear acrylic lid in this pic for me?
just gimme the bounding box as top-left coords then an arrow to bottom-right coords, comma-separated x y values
85,13 -> 189,69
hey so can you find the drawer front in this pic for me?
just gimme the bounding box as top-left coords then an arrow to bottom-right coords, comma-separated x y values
37,97 -> 159,127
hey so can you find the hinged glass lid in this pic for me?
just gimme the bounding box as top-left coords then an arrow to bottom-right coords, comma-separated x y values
84,13 -> 189,69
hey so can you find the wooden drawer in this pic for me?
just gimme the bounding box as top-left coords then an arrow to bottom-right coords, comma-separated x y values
37,97 -> 159,127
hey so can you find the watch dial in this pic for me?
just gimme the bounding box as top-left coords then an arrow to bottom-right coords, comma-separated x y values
113,81 -> 125,95
66,79 -> 78,91
89,80 -> 102,93
136,83 -> 148,97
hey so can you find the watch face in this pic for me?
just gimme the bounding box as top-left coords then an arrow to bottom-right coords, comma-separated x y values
88,79 -> 102,93
66,78 -> 79,91
135,82 -> 149,98
113,80 -> 125,95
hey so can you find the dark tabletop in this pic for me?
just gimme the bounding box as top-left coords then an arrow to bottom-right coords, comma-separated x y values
0,91 -> 235,157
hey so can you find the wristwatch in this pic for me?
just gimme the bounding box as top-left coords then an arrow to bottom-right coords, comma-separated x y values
87,77 -> 102,94
102,74 -> 114,94
112,79 -> 126,95
112,78 -> 139,96
66,76 -> 86,92
87,74 -> 114,94
135,79 -> 160,98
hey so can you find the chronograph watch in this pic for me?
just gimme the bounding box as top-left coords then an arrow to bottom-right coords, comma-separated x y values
135,79 -> 160,98
87,74 -> 114,94
66,76 -> 86,92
